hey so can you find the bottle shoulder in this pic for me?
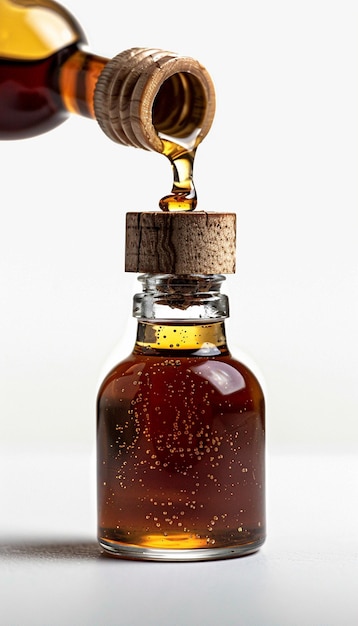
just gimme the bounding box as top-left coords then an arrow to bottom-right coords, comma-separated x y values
98,351 -> 264,405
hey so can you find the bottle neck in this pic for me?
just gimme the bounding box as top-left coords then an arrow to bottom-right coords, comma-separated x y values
59,49 -> 108,119
133,274 -> 230,356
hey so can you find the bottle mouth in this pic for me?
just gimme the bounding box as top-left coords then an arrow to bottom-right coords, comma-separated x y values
140,54 -> 216,153
152,72 -> 207,143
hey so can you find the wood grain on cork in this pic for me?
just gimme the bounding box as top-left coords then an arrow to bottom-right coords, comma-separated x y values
125,212 -> 236,274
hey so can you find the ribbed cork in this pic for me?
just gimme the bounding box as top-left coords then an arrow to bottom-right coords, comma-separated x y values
125,212 -> 236,274
94,48 -> 215,152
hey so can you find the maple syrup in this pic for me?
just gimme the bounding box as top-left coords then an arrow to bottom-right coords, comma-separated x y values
0,0 -> 86,138
0,47 -> 105,138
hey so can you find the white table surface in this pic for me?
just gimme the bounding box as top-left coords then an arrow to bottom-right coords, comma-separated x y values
0,446 -> 357,626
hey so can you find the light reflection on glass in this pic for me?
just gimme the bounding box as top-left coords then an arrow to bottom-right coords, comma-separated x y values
192,361 -> 246,395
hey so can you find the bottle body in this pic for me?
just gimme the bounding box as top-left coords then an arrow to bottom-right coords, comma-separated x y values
0,0 -> 88,138
97,276 -> 265,561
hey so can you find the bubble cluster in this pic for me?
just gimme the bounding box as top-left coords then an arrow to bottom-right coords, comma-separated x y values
97,341 -> 265,554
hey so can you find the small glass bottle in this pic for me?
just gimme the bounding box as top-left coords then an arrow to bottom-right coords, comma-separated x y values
97,264 -> 266,560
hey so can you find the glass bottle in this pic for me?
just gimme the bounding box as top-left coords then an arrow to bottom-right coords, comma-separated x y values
0,0 -> 215,145
97,273 -> 266,561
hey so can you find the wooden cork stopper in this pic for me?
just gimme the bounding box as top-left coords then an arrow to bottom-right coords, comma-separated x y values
125,212 -> 236,274
94,48 -> 215,152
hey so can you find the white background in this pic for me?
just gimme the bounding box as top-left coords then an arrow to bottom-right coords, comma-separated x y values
1,2 -> 358,624
1,0 -> 357,452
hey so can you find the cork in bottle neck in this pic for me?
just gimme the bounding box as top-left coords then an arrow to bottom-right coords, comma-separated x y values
133,274 -> 229,321
93,48 -> 216,153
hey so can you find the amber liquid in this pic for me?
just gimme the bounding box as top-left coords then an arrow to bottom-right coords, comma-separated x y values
0,0 -> 88,138
151,68 -> 205,211
97,322 -> 265,559
0,50 -> 67,139
159,135 -> 198,212
0,46 -> 107,139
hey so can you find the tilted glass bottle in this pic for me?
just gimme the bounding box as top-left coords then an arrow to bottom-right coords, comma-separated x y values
97,212 -> 266,561
0,0 -> 215,150
0,0 -> 215,210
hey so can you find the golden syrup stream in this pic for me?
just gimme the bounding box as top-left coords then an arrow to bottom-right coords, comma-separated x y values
158,128 -> 201,212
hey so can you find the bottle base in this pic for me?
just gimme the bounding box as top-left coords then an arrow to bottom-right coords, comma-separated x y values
98,537 -> 265,562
